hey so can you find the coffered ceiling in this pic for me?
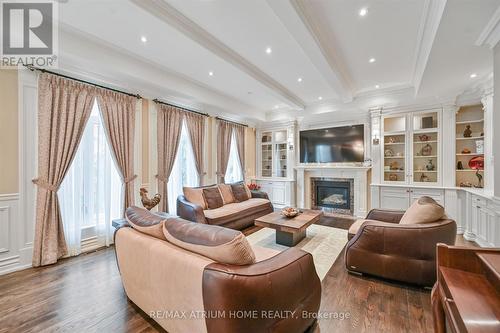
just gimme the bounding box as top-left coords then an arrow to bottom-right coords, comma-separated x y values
55,0 -> 500,123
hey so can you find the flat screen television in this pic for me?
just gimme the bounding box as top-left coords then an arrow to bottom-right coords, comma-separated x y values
299,124 -> 365,163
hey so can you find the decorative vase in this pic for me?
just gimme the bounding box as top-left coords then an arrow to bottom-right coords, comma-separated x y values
463,125 -> 472,138
420,174 -> 429,182
457,161 -> 464,170
468,156 -> 484,170
418,134 -> 430,142
425,159 -> 435,171
384,148 -> 394,157
421,144 -> 433,156
388,174 -> 398,181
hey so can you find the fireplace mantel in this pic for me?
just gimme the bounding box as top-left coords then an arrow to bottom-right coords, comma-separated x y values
295,166 -> 371,217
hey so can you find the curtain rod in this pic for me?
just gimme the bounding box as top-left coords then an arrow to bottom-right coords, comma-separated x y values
215,117 -> 248,128
152,99 -> 209,117
24,64 -> 142,99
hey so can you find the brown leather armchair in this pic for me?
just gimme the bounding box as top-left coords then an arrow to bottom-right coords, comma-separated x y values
345,209 -> 456,286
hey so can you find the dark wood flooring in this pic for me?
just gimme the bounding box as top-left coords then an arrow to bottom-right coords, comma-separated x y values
0,215 -> 476,333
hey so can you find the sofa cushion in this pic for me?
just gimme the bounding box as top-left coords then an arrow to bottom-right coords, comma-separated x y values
400,196 -> 445,224
203,187 -> 224,209
183,187 -> 207,209
203,198 -> 272,226
218,184 -> 235,204
163,217 -> 256,265
231,183 -> 250,202
348,219 -> 366,236
125,206 -> 172,240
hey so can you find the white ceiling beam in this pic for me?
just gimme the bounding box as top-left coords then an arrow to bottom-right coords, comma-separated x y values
131,0 -> 306,110
267,0 -> 354,102
475,4 -> 500,49
411,0 -> 447,96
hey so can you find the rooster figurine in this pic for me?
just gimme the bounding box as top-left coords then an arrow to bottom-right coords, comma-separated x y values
139,187 -> 161,210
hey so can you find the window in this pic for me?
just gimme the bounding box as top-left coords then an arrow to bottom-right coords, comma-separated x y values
58,100 -> 123,256
225,131 -> 243,183
167,120 -> 199,215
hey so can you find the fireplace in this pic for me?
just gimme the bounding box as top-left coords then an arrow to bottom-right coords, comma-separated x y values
311,178 -> 354,215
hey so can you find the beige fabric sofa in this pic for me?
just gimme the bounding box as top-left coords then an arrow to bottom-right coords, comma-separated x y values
115,207 -> 321,333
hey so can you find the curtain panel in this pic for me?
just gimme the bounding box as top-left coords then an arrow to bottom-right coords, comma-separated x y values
157,104 -> 183,212
96,91 -> 137,214
184,112 -> 205,185
33,73 -> 96,267
216,120 -> 233,183
233,124 -> 246,179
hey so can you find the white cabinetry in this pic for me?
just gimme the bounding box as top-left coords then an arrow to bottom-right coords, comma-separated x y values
377,186 -> 444,210
256,180 -> 295,208
465,194 -> 498,247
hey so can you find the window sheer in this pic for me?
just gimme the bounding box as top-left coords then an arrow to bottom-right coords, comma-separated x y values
225,131 -> 244,183
58,100 -> 123,256
167,120 -> 199,215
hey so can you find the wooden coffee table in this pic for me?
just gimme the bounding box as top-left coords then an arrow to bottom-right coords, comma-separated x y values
254,210 -> 323,246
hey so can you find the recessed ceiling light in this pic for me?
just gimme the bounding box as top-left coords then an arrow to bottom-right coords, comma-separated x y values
265,47 -> 272,54
318,96 -> 323,100
375,84 -> 380,89
359,8 -> 368,16
369,58 -> 376,63
140,36 -> 147,43
273,105 -> 279,109
470,73 -> 477,78
208,71 -> 214,76
297,77 -> 303,82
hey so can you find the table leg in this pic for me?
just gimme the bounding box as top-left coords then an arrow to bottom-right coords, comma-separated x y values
276,229 -> 306,246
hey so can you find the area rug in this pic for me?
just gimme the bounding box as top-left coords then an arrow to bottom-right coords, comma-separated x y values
246,224 -> 348,280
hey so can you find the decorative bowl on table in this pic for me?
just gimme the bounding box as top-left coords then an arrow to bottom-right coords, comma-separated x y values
281,207 -> 300,218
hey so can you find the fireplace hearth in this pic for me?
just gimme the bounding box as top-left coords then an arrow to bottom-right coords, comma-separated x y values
311,178 -> 354,215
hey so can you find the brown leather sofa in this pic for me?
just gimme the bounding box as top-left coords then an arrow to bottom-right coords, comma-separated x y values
345,208 -> 457,286
177,183 -> 273,230
115,207 -> 321,333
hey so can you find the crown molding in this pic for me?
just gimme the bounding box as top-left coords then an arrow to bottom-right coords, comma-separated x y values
476,5 -> 500,48
131,0 -> 305,110
412,0 -> 447,96
286,0 -> 354,102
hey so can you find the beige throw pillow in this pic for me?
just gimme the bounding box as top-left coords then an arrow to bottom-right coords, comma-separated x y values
163,217 -> 256,265
183,187 -> 207,209
125,206 -> 169,240
218,184 -> 235,204
399,196 -> 445,224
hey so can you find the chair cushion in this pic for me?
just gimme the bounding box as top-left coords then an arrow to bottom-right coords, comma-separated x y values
218,184 -> 235,204
183,187 -> 207,209
348,219 -> 366,236
125,206 -> 173,240
203,187 -> 224,209
400,196 -> 445,224
203,198 -> 272,226
162,217 -> 256,265
231,183 -> 250,202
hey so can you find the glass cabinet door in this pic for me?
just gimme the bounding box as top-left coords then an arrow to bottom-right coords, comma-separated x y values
261,132 -> 272,177
413,111 -> 439,184
383,116 -> 406,183
273,130 -> 287,178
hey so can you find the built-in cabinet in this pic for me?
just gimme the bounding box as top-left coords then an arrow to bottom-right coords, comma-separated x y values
378,186 -> 444,210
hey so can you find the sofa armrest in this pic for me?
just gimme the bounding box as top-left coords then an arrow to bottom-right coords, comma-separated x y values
365,208 -> 405,223
202,248 -> 321,333
176,195 -> 206,224
251,190 -> 269,200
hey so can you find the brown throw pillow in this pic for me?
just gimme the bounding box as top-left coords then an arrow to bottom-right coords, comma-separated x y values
203,187 -> 224,209
231,183 -> 250,202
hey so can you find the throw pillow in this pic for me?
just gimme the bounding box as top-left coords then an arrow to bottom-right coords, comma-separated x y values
163,217 -> 256,265
400,196 -> 445,224
125,206 -> 171,240
218,184 -> 235,204
183,187 -> 207,209
231,183 -> 250,202
203,187 -> 224,209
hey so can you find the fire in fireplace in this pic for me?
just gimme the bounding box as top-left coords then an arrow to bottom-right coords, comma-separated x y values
311,178 -> 354,215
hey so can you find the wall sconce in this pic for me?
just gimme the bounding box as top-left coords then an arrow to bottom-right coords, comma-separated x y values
372,137 -> 380,145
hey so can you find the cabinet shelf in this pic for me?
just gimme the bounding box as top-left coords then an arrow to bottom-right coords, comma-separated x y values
456,153 -> 484,156
384,156 -> 405,159
456,119 -> 484,125
456,169 -> 484,172
414,170 -> 437,173
414,140 -> 437,144
414,155 -> 437,158
384,170 -> 405,173
456,136 -> 484,141
384,142 -> 405,146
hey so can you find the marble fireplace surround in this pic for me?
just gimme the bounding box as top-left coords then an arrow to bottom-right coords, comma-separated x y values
295,165 -> 371,218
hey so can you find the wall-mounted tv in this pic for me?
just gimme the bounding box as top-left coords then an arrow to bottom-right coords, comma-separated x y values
299,124 -> 365,163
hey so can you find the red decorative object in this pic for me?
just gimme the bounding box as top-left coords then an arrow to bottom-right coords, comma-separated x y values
247,183 -> 261,191
468,156 -> 484,170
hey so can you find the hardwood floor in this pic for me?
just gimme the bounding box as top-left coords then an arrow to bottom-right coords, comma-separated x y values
0,217 -> 476,333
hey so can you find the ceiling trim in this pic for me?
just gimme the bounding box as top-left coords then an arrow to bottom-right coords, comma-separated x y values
411,0 -> 447,96
131,0 -> 306,110
288,0 -> 354,101
476,5 -> 500,49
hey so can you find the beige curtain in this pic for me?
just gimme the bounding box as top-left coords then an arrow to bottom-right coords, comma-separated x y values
33,73 -> 96,267
234,124 -> 245,180
216,120 -> 233,183
185,112 -> 205,185
96,91 -> 137,214
157,104 -> 183,212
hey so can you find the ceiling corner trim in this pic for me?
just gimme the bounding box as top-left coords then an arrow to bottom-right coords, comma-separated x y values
288,0 -> 354,100
411,0 -> 447,96
476,5 -> 500,49
130,0 -> 305,109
